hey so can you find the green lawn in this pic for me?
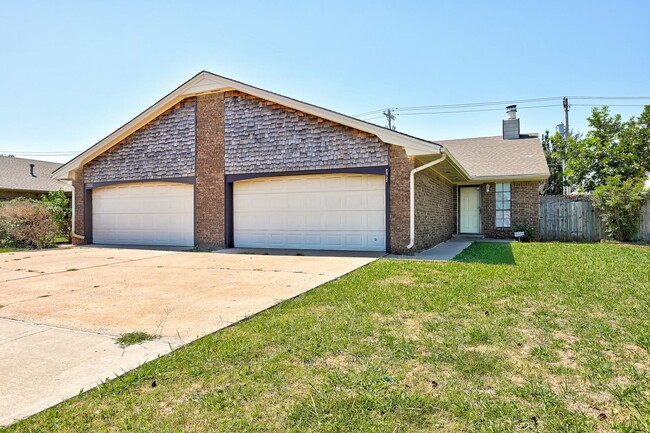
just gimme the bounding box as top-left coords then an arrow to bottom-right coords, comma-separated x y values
4,243 -> 650,432
0,248 -> 16,253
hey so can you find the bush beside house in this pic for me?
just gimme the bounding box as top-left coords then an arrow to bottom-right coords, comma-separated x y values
0,190 -> 71,249
592,176 -> 648,241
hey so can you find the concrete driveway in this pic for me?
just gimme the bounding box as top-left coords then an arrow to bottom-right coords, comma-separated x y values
0,246 -> 379,425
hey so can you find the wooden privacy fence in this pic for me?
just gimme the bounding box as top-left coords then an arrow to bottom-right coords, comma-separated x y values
539,195 -> 650,242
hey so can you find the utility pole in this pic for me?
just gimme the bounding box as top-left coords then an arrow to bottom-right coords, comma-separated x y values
562,97 -> 570,195
562,97 -> 570,140
383,108 -> 396,130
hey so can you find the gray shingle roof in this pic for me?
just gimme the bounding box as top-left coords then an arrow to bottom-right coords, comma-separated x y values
435,133 -> 550,179
0,156 -> 72,193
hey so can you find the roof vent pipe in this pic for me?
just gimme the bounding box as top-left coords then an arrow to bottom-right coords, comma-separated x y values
29,164 -> 37,177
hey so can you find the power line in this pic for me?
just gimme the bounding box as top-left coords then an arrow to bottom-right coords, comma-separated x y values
571,103 -> 649,107
360,115 -> 385,121
0,151 -> 80,155
395,104 -> 559,116
354,96 -> 650,118
391,97 -> 562,112
353,98 -> 561,117
569,96 -> 650,100
353,109 -> 386,117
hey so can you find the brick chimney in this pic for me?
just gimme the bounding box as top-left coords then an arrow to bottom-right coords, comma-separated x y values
502,105 -> 520,139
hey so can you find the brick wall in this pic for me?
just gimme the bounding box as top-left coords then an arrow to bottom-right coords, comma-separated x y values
388,149 -> 455,253
71,173 -> 85,245
84,99 -> 196,184
195,93 -> 226,248
482,181 -> 541,239
414,165 -> 455,249
224,92 -> 389,174
388,146 -> 413,253
452,185 -> 458,234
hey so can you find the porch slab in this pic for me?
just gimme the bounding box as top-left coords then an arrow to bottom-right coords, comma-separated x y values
388,238 -> 512,261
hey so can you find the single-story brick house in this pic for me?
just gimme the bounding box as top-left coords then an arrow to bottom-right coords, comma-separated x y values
0,155 -> 72,201
52,71 -> 549,253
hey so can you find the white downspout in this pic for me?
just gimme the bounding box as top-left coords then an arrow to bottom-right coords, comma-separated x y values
405,152 -> 447,250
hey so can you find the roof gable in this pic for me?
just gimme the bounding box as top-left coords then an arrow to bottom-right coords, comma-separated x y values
53,71 -> 443,179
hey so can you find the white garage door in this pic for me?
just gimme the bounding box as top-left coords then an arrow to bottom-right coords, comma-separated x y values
234,173 -> 386,251
92,182 -> 194,247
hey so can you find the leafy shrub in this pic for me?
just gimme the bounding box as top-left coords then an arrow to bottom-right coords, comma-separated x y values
592,176 -> 648,241
41,190 -> 71,238
513,221 -> 536,242
0,200 -> 59,248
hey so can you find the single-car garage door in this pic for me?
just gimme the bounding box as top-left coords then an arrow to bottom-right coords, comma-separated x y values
234,173 -> 386,251
92,182 -> 194,247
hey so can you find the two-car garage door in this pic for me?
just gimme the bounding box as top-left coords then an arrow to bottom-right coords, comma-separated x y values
234,173 -> 386,251
90,173 -> 386,251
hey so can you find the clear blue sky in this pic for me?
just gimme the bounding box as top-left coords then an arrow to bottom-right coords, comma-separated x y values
1,0 -> 649,162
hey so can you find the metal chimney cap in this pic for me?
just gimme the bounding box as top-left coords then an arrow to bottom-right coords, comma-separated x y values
506,105 -> 517,111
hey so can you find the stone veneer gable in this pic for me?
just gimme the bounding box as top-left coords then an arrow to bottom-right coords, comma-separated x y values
83,99 -> 197,184
223,92 -> 389,174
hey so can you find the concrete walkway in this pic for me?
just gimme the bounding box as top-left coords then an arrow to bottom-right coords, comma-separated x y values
388,238 -> 474,261
388,237 -> 514,261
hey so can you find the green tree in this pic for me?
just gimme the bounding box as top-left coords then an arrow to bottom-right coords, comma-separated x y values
541,130 -> 574,195
41,190 -> 71,238
592,176 -> 648,241
565,106 -> 650,192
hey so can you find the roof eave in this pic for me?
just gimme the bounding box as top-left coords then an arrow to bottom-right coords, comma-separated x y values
459,173 -> 551,184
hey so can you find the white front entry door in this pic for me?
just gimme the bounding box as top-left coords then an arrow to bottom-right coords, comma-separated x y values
460,187 -> 481,234
233,173 -> 386,251
92,182 -> 194,247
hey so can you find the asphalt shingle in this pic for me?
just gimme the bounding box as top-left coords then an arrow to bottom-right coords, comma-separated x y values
435,133 -> 550,179
0,156 -> 71,193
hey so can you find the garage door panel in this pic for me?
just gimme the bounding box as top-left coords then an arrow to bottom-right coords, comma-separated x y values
234,173 -> 386,251
92,182 -> 194,247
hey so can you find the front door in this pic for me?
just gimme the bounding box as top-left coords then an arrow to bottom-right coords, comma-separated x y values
460,186 -> 481,234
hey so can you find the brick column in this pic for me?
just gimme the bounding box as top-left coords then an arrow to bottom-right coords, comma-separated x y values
195,93 -> 226,248
71,170 -> 86,245
389,145 -> 414,253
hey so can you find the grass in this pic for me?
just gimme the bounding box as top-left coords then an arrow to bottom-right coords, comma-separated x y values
3,242 -> 650,432
0,248 -> 16,253
115,331 -> 158,348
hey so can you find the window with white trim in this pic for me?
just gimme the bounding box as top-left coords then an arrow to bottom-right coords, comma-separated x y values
495,183 -> 511,228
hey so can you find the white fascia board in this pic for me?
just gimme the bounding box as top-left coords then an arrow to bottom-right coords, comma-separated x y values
53,71 -> 441,179
454,174 -> 550,185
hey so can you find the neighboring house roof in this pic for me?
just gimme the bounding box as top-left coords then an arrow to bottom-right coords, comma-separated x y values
435,133 -> 551,181
53,71 -> 445,180
0,155 -> 72,193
